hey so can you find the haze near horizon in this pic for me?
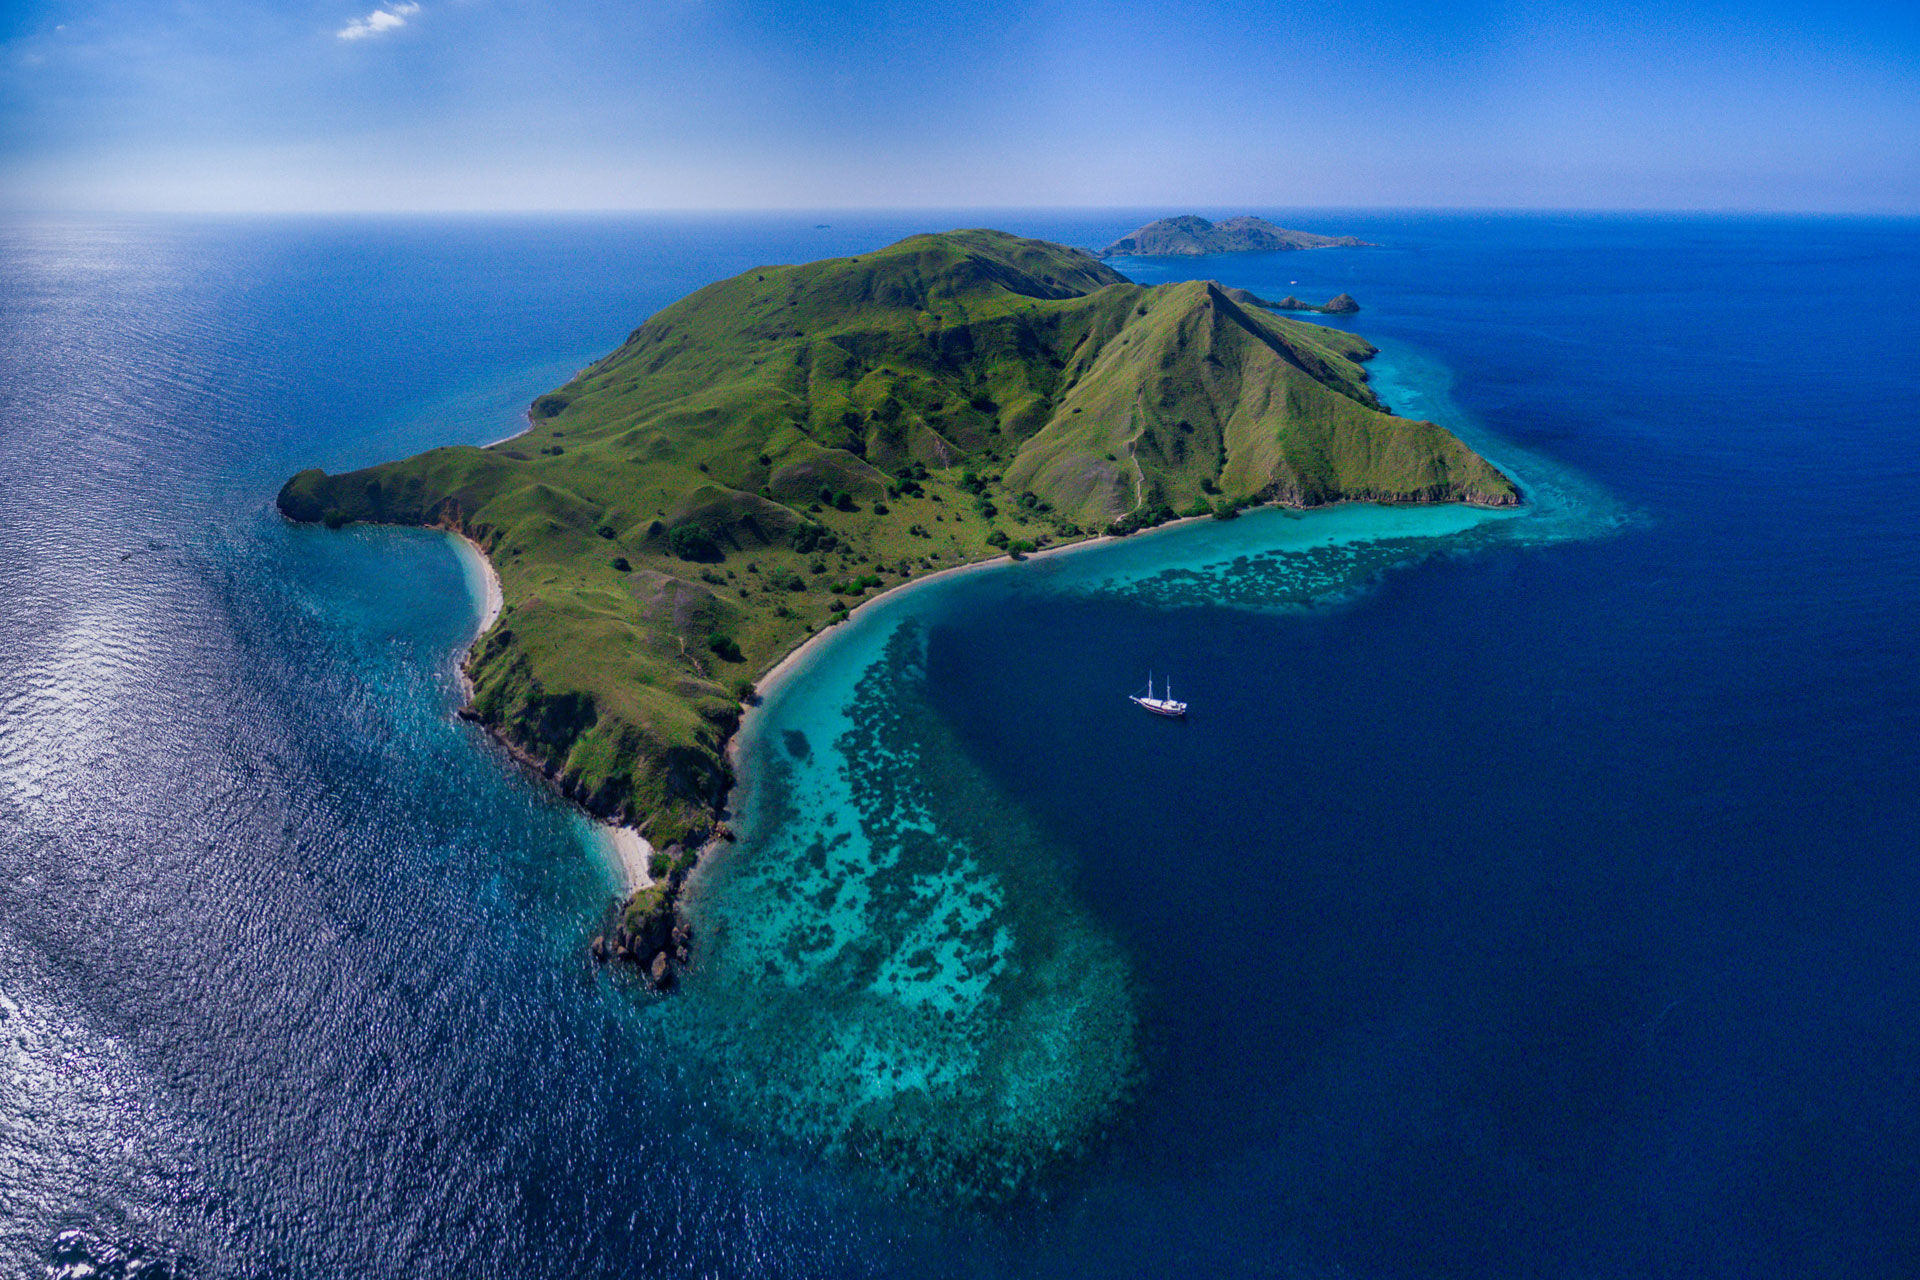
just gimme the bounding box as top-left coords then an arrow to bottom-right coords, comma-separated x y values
2,0 -> 1915,214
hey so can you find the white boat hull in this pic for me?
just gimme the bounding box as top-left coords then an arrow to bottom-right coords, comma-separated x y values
1129,695 -> 1187,718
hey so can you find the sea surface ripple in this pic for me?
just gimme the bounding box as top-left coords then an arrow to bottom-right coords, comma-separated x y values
1,212 -> 1917,1279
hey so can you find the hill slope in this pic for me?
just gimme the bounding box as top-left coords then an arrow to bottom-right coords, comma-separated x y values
1101,215 -> 1371,257
278,229 -> 1513,846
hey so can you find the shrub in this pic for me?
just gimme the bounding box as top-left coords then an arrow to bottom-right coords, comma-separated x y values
1212,499 -> 1240,520
1106,503 -> 1175,537
1180,498 -> 1211,519
707,632 -> 744,662
668,524 -> 720,562
322,509 -> 353,529
985,528 -> 1009,548
612,556 -> 631,572
531,393 -> 570,419
596,523 -> 616,539
790,523 -> 835,553
833,490 -> 857,512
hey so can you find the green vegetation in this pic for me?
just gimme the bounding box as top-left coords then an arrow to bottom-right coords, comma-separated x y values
1101,215 -> 1371,257
278,229 -> 1515,844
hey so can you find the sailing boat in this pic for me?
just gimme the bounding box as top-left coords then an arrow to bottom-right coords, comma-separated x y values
1129,672 -> 1188,718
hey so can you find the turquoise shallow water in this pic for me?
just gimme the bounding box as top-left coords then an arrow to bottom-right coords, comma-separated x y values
686,342 -> 1625,1202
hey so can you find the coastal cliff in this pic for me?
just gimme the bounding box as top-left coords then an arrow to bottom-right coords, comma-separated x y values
277,229 -> 1515,977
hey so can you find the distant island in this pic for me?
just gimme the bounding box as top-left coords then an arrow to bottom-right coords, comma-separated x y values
1226,287 -> 1362,315
1101,215 -> 1372,257
278,229 -> 1513,982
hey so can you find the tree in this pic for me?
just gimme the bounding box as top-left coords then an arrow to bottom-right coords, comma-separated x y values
668,524 -> 720,562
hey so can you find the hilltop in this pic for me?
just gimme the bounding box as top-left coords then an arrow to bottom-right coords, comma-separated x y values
1101,215 -> 1371,257
278,229 -> 1513,864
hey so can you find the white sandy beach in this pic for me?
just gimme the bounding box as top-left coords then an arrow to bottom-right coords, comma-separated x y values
747,521 -> 1158,709
598,822 -> 655,891
453,532 -> 504,636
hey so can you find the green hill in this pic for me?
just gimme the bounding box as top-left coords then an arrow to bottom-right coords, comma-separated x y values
1100,215 -> 1371,256
278,229 -> 1515,846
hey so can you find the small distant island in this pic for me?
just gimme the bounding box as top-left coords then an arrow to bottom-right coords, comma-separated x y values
277,229 -> 1513,984
1101,215 -> 1372,257
1226,287 -> 1361,315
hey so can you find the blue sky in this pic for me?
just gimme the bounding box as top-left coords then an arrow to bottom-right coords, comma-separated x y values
2,0 -> 1915,212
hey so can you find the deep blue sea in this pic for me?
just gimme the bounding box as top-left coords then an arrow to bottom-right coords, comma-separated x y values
1,211 -> 1916,1278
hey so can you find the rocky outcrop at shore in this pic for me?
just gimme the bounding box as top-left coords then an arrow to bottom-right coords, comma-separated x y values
591,884 -> 691,989
588,825 -> 733,989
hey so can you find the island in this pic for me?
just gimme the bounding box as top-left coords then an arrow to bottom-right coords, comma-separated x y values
277,228 -> 1515,982
1225,288 -> 1362,315
1100,215 -> 1372,257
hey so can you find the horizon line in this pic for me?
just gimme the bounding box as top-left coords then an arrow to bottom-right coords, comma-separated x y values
4,203 -> 1917,220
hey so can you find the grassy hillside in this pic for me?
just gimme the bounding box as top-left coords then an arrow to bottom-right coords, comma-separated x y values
279,229 -> 1516,845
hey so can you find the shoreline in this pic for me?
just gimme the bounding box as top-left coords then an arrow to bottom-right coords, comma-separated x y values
440,486 -> 1519,900
598,822 -> 655,891
451,531 -> 504,640
446,527 -> 654,892
482,408 -> 536,449
747,527 -> 1119,710
747,488 -> 1518,710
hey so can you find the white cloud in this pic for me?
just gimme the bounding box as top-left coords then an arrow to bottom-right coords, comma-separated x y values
337,2 -> 420,41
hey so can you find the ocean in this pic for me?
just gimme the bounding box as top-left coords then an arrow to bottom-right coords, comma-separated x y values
1,211 -> 1916,1278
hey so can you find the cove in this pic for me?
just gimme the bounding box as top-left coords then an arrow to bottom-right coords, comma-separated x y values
663,338 -> 1625,1203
